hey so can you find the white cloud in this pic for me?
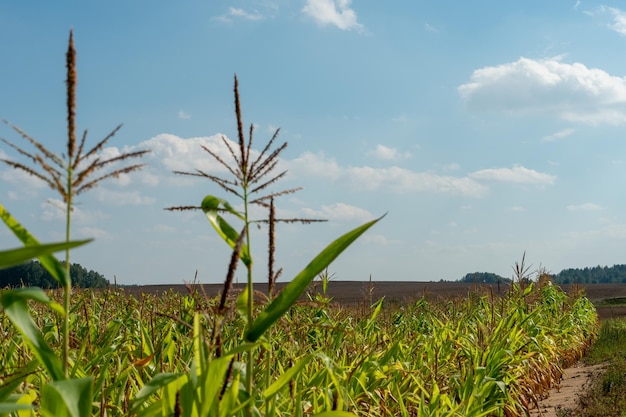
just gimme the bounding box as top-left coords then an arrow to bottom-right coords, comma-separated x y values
542,128 -> 575,142
347,166 -> 487,196
125,133 -> 243,186
602,6 -> 626,35
1,168 -> 48,189
458,57 -> 626,125
286,151 -> 342,180
287,152 -> 486,197
441,163 -> 461,171
391,114 -> 408,123
301,202 -> 373,222
78,227 -> 110,239
217,7 -> 267,23
468,165 -> 556,186
424,22 -> 439,33
95,189 -> 156,206
302,0 -> 364,32
361,234 -> 400,245
40,198 -> 110,224
563,223 -> 626,240
228,7 -> 265,21
367,144 -> 411,161
566,202 -> 603,211
508,206 -> 526,212
178,110 -> 191,120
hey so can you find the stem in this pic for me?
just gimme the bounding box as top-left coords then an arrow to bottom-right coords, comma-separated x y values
63,167 -> 73,376
243,184 -> 255,414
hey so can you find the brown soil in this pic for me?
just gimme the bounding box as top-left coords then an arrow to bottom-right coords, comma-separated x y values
121,282 -> 626,319
529,362 -> 606,417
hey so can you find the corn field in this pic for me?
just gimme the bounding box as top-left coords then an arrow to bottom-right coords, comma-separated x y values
0,30 -> 599,417
0,278 -> 598,416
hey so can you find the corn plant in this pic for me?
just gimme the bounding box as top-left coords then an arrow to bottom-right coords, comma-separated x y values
138,75 -> 383,417
0,29 -> 148,416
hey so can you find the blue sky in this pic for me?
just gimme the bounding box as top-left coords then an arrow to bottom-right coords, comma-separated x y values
2,1 -> 626,285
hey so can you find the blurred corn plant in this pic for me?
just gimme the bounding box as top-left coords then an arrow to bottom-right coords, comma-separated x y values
153,75 -> 383,416
0,29 -> 148,415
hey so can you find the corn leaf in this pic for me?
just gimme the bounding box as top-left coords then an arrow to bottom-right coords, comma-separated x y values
0,203 -> 90,287
0,403 -> 35,414
0,288 -> 66,381
201,196 -> 251,266
264,354 -> 312,399
0,241 -> 90,270
245,215 -> 383,342
40,378 -> 93,417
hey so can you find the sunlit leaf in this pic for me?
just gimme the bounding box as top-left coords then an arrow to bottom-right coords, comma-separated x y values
40,377 -> 93,417
0,241 -> 91,270
0,203 -> 91,286
245,215 -> 384,342
0,288 -> 65,381
201,195 -> 251,266
264,354 -> 312,399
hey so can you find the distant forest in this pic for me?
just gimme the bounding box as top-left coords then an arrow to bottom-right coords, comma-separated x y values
458,264 -> 626,285
0,260 -> 109,288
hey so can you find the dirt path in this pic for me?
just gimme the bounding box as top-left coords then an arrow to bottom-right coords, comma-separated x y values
529,362 -> 606,417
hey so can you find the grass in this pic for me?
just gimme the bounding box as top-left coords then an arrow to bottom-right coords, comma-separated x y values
555,319 -> 626,417
596,297 -> 626,306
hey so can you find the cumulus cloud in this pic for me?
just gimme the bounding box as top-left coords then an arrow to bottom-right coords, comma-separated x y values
367,144 -> 411,161
89,134 -> 555,204
119,133 -> 249,186
468,165 -> 556,185
303,0 -> 364,32
458,57 -> 626,125
286,151 -> 342,180
288,153 -> 553,196
542,128 -> 575,142
301,202 -> 373,222
567,203 -> 603,211
347,166 -> 487,195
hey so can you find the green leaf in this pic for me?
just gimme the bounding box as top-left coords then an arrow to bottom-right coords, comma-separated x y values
236,284 -> 250,321
263,354 -> 312,399
201,196 -> 251,266
245,215 -> 384,342
0,288 -> 66,381
0,241 -> 91,270
131,373 -> 183,412
0,403 -> 35,414
312,412 -> 358,417
40,378 -> 93,417
0,360 -> 39,402
0,203 -> 91,287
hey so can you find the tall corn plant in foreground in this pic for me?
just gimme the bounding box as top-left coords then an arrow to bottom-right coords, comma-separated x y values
0,30 -> 148,415
152,75 -> 383,416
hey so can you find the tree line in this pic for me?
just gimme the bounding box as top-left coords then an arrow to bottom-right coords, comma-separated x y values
0,260 -> 109,288
552,264 -> 626,284
456,264 -> 626,285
